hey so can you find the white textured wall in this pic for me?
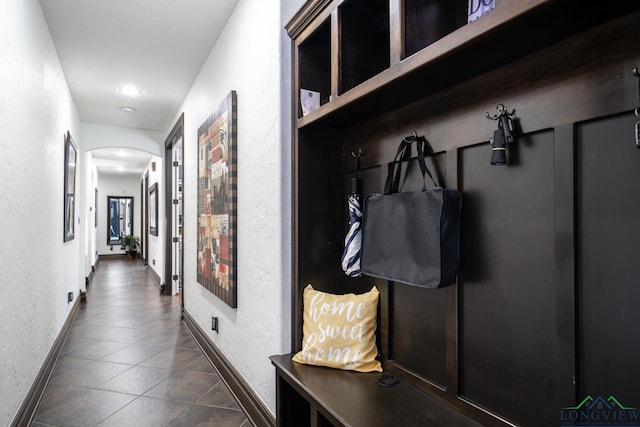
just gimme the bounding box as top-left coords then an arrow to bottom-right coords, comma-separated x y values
144,157 -> 164,283
177,0 -> 303,413
0,0 -> 81,424
86,153 -> 99,271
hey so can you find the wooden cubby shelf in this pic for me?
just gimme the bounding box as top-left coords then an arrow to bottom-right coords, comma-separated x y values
283,0 -> 640,425
289,0 -> 639,128
403,0 -> 467,59
298,17 -> 331,115
338,0 -> 390,94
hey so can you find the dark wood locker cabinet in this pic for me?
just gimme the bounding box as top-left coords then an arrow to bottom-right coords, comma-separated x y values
285,0 -> 640,425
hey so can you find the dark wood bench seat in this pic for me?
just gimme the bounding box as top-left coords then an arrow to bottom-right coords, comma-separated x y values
270,354 -> 482,427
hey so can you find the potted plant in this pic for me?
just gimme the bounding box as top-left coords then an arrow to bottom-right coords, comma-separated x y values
120,235 -> 140,260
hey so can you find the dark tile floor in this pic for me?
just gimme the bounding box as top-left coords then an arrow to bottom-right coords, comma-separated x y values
31,258 -> 250,427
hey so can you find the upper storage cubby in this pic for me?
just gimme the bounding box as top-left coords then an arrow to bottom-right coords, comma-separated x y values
298,18 -> 331,117
403,0 -> 467,59
287,0 -> 640,127
339,0 -> 390,94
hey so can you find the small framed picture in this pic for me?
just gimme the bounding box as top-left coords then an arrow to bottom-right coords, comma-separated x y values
301,89 -> 320,116
149,183 -> 158,236
63,131 -> 77,242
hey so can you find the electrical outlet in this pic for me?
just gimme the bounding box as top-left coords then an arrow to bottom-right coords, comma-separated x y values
67,292 -> 73,303
152,259 -> 156,265
212,317 -> 218,332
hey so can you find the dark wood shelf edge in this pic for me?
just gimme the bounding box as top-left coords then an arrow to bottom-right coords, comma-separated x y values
271,355 -> 351,427
294,0 -> 640,129
270,354 -> 493,427
286,0 -> 333,38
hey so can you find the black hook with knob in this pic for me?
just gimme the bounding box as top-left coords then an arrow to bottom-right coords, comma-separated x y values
633,67 -> 640,148
485,104 -> 515,165
350,148 -> 363,194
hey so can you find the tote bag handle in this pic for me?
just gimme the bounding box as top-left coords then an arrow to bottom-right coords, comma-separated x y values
383,135 -> 437,195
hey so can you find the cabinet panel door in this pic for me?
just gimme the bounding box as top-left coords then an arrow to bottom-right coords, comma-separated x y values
576,112 -> 640,405
389,283 -> 447,387
387,153 -> 448,388
297,129 -> 345,296
459,130 -> 558,426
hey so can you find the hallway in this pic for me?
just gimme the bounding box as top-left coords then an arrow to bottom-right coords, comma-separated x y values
31,258 -> 249,427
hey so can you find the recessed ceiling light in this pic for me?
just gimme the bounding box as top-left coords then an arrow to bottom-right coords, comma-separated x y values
121,106 -> 136,113
120,85 -> 140,97
116,166 -> 125,172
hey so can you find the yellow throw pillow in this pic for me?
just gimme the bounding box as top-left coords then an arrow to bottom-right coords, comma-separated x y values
292,285 -> 382,372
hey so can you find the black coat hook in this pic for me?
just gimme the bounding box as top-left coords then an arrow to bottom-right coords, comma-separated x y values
402,131 -> 419,143
350,149 -> 363,191
633,68 -> 640,148
485,104 -> 513,122
633,67 -> 640,110
485,104 -> 515,165
633,67 -> 640,106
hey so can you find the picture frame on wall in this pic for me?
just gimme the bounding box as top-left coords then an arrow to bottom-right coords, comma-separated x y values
149,182 -> 158,236
196,91 -> 238,308
63,131 -> 77,242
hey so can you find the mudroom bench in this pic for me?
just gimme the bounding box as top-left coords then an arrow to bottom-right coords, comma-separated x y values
269,354 -> 480,427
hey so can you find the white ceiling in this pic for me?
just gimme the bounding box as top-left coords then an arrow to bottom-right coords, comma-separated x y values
91,147 -> 159,178
39,0 -> 240,176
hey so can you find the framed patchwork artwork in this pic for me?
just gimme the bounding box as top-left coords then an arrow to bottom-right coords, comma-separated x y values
196,91 -> 238,308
